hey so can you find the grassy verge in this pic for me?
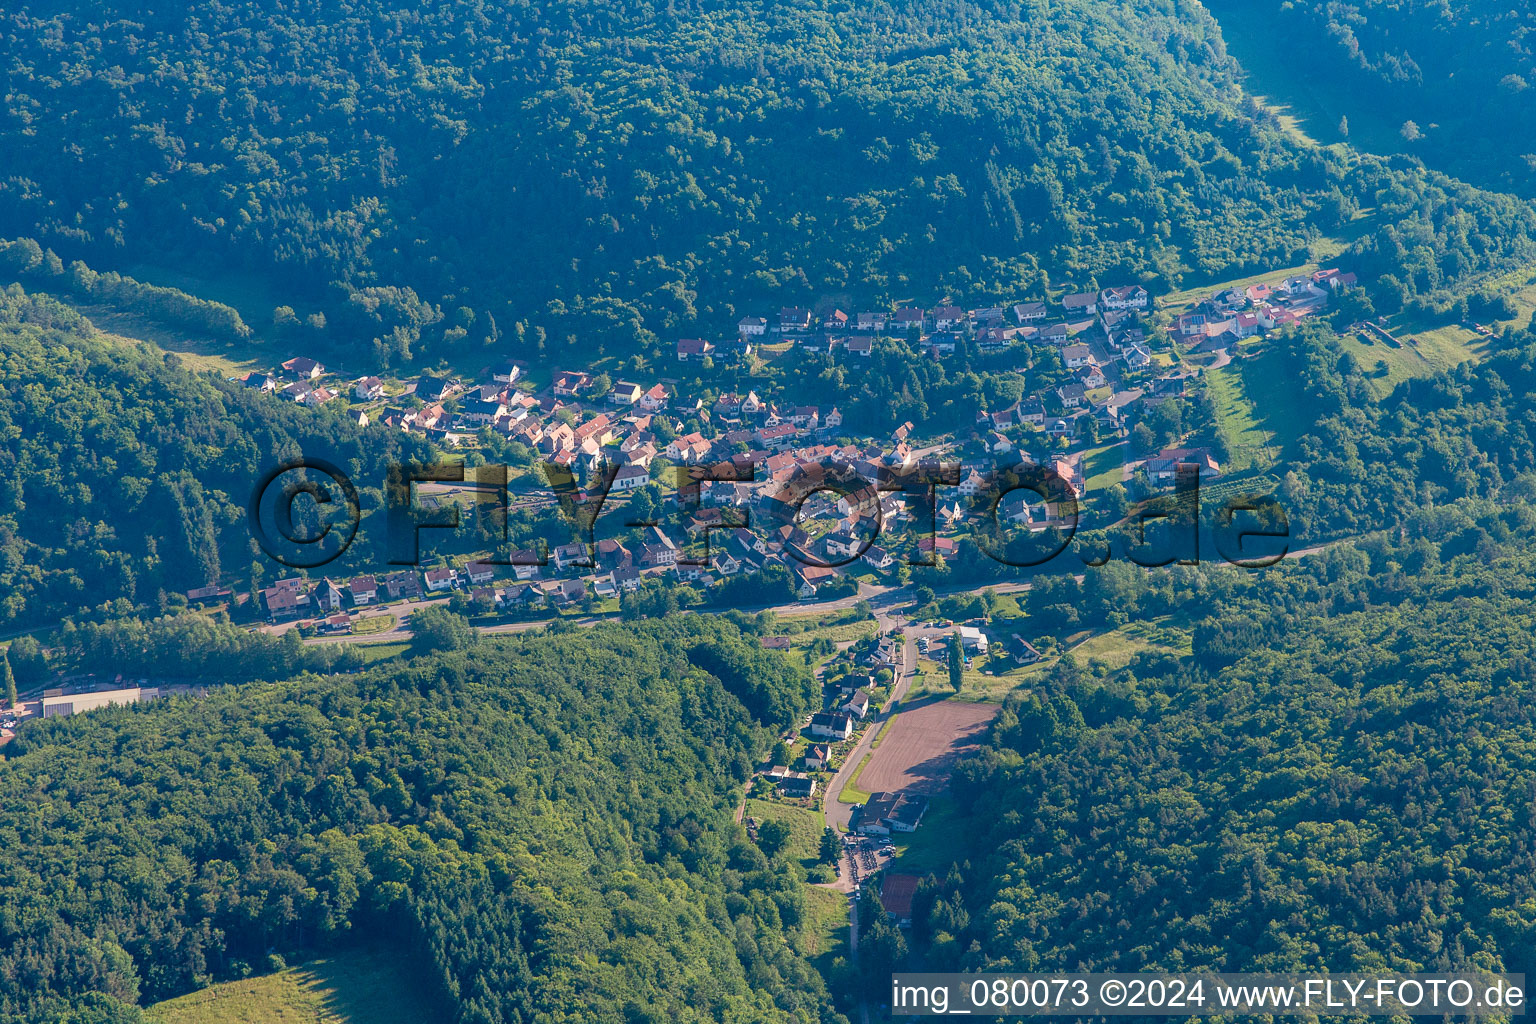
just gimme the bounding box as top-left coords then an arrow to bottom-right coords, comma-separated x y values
869,713 -> 897,749
838,753 -> 874,804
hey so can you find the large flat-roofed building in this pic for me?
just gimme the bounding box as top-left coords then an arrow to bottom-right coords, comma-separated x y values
42,687 -> 160,719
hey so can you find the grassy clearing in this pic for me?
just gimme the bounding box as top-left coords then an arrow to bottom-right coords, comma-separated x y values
84,310 -> 276,378
799,886 -> 850,967
1336,313 -> 1489,396
1081,442 -> 1126,494
745,797 -> 827,867
788,621 -> 879,648
1233,344 -> 1313,462
891,796 -> 972,876
146,949 -> 439,1024
352,642 -> 411,665
1008,621 -> 1192,685
1205,362 -> 1276,473
1206,0 -> 1407,160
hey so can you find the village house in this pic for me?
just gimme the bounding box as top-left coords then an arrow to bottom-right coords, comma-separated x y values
1056,382 -> 1086,409
930,305 -> 966,330
842,688 -> 872,719
792,563 -> 838,600
349,576 -> 378,606
415,375 -> 457,402
1144,448 -> 1221,486
1010,634 -> 1043,665
490,360 -> 522,384
313,577 -> 345,613
612,464 -> 650,491
925,333 -> 958,355
809,711 -> 855,741
1013,300 -> 1048,322
676,338 -> 715,361
1062,343 -> 1094,369
1038,321 -> 1070,344
1076,364 -> 1108,390
863,544 -> 894,570
260,578 -> 312,621
958,469 -> 989,498
1100,285 -> 1149,310
552,370 -> 591,396
463,384 -> 508,425
778,772 -> 817,798
572,414 -> 614,447
804,743 -> 833,771
755,423 -> 797,451
353,376 -> 384,400
424,567 -> 455,592
738,315 -> 768,337
639,383 -> 669,411
552,542 -> 590,571
509,551 -> 542,580
778,307 -> 813,334
786,405 -> 820,429
381,571 -> 423,601
281,356 -> 325,379
665,432 -> 713,463
609,380 -> 643,406
1062,292 -> 1098,316
611,565 -> 643,592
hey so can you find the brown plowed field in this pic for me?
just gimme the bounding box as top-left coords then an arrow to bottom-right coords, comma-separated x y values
859,700 -> 1000,795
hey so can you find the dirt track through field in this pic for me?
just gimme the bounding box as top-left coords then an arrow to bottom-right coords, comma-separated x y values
858,700 -> 1000,795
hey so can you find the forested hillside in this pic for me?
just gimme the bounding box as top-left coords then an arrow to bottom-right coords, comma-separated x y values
1275,320 -> 1536,542
0,617 -> 834,1024
1224,0 -> 1536,197
0,287 -> 446,628
893,507 -> 1536,980
3,0 -> 1531,368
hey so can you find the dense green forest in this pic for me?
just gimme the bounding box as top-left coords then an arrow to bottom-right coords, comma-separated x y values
0,616 -> 836,1024
3,0 -> 1533,368
1224,0 -> 1536,198
888,504 -> 1536,983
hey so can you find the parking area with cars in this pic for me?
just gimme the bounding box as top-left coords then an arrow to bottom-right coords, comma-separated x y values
841,832 -> 896,899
